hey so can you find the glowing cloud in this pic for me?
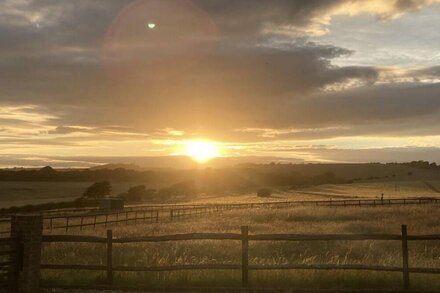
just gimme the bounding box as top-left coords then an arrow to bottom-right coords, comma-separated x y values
184,141 -> 219,162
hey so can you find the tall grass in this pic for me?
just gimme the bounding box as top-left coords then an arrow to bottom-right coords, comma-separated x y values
41,204 -> 440,289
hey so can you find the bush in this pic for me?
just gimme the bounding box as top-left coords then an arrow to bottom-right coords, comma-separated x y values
83,181 -> 111,199
119,185 -> 156,203
257,188 -> 272,197
158,181 -> 197,200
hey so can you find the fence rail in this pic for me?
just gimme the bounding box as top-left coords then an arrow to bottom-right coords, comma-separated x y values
40,224 -> 440,290
1,197 -> 439,235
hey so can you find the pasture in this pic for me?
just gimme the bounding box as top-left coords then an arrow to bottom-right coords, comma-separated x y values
1,179 -> 439,209
293,180 -> 440,199
0,181 -> 165,208
41,203 -> 440,290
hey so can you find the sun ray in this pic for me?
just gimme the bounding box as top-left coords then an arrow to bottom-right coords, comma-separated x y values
184,141 -> 219,162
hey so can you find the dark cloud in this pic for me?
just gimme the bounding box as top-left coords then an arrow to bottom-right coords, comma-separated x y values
1,0 -> 440,165
292,146 -> 440,163
410,65 -> 440,78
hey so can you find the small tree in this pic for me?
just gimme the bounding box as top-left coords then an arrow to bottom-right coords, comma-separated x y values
83,181 -> 111,199
120,185 -> 156,203
257,188 -> 272,197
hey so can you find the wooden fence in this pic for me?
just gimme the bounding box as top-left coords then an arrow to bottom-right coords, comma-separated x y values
0,197 -> 439,235
0,236 -> 19,291
36,196 -> 440,215
40,225 -> 440,290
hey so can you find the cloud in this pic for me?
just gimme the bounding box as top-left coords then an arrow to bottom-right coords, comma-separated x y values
197,0 -> 440,37
290,146 -> 440,163
1,0 -> 440,165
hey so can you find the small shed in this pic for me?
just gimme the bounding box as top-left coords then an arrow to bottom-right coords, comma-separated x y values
99,197 -> 124,211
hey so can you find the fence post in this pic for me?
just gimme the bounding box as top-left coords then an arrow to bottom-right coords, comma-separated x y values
241,226 -> 249,287
10,214 -> 43,293
170,209 -> 174,222
156,210 -> 159,223
401,225 -> 410,290
65,217 -> 69,232
80,216 -> 84,231
107,229 -> 113,284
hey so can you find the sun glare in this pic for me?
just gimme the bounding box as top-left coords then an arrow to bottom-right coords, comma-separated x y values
184,141 -> 219,162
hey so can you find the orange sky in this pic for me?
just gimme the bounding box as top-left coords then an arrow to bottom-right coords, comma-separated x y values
1,0 -> 440,167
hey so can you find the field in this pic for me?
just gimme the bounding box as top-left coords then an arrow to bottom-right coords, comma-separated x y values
292,180 -> 440,199
41,203 -> 440,290
1,180 -> 439,209
0,181 -> 167,208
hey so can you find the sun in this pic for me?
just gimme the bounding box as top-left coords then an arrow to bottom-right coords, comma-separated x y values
184,141 -> 219,162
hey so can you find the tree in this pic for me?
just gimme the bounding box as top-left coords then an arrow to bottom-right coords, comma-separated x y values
257,188 -> 272,197
121,185 -> 156,203
83,181 -> 111,199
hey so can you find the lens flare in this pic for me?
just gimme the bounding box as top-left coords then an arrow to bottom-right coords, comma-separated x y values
184,141 -> 219,162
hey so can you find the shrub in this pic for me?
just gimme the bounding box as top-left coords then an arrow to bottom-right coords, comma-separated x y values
83,181 -> 111,199
120,185 -> 156,203
257,188 -> 272,197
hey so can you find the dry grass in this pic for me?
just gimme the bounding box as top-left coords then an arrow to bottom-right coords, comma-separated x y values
41,204 -> 440,290
293,180 -> 440,199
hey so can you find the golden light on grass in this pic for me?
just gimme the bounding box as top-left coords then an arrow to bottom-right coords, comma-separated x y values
184,140 -> 219,162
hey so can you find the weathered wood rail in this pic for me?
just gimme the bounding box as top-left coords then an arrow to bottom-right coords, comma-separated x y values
40,225 -> 440,291
0,197 -> 439,235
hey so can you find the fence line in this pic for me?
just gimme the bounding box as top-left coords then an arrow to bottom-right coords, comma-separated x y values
40,224 -> 440,290
1,197 -> 439,235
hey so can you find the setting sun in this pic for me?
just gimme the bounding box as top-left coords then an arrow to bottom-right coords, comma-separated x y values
184,141 -> 219,162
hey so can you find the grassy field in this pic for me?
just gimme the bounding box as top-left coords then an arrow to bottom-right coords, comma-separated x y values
41,204 -> 440,290
292,180 -> 440,199
191,180 -> 440,204
1,179 -> 439,209
0,181 -> 168,208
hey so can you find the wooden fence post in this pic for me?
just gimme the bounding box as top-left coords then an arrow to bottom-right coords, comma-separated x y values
10,215 -> 43,293
93,215 -> 97,228
65,217 -> 69,232
80,216 -> 84,231
156,210 -> 159,223
107,229 -> 113,284
170,209 -> 174,222
401,225 -> 410,290
241,226 -> 249,287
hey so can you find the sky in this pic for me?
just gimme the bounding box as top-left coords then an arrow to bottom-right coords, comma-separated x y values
2,0 -> 440,167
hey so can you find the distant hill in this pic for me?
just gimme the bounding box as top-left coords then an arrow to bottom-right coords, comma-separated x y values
90,163 -> 144,171
0,161 -> 439,188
